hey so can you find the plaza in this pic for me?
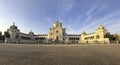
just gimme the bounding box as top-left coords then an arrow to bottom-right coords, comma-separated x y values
0,44 -> 120,65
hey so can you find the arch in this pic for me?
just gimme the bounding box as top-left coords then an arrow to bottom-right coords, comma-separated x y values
56,36 -> 59,41
96,35 -> 100,39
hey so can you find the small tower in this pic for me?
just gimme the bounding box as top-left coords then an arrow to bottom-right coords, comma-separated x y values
53,20 -> 62,28
13,22 -> 15,25
95,25 -> 108,39
29,30 -> 35,40
81,31 -> 86,35
80,31 -> 86,43
97,25 -> 105,29
6,22 -> 20,43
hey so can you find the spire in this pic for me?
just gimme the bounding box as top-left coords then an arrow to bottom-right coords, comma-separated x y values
56,20 -> 59,23
81,31 -> 86,34
30,30 -> 32,32
13,22 -> 15,25
10,21 -> 17,29
98,24 -> 104,29
29,30 -> 34,35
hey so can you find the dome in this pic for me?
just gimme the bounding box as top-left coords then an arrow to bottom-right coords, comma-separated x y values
10,24 -> 18,29
29,30 -> 34,35
53,20 -> 61,27
98,25 -> 104,29
81,31 -> 86,35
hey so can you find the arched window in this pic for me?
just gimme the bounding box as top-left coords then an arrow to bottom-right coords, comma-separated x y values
56,36 -> 59,41
96,35 -> 100,39
56,24 -> 59,27
56,30 -> 59,33
15,33 -> 19,39
50,33 -> 52,35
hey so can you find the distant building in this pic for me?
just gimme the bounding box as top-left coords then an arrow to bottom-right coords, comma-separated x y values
79,25 -> 109,44
5,21 -> 109,44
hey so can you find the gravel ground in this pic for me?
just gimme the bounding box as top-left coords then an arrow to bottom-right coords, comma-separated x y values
0,44 -> 120,65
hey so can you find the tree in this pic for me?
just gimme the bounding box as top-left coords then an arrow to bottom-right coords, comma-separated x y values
0,31 -> 2,39
104,32 -> 115,40
113,34 -> 120,42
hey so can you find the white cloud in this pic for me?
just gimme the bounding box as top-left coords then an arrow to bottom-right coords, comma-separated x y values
46,17 -> 53,23
65,25 -> 78,34
101,10 -> 120,21
62,0 -> 74,13
82,4 -> 98,25
79,23 -> 98,33
57,0 -> 74,20
83,4 -> 108,26
106,20 -> 120,34
81,9 -> 120,34
93,4 -> 108,16
86,5 -> 98,16
0,19 -> 13,34
82,15 -> 92,25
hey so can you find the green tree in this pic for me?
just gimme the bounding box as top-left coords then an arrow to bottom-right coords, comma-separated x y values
113,34 -> 120,42
0,31 -> 2,40
104,32 -> 115,40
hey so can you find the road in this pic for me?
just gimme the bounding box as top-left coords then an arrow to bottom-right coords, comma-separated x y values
0,44 -> 120,65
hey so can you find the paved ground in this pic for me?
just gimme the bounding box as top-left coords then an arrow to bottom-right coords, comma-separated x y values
0,44 -> 120,65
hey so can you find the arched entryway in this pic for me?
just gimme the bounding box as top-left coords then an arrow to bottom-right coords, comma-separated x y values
55,36 -> 59,43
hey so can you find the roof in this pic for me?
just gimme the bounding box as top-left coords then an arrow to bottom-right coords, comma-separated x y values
67,34 -> 80,36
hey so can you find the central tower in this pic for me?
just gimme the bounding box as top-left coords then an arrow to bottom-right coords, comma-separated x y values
48,21 -> 66,42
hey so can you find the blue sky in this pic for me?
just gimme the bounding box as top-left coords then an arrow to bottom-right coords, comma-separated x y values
0,0 -> 120,34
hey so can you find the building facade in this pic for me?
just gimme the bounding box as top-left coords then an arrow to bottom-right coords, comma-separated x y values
48,21 -> 67,43
5,21 -> 110,44
79,25 -> 109,44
